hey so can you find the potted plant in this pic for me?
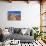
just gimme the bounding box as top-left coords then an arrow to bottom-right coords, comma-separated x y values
32,27 -> 43,40
33,27 -> 39,40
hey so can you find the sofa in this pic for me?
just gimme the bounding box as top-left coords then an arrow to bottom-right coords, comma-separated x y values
3,27 -> 34,43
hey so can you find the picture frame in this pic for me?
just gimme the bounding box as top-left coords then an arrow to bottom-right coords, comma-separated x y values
8,11 -> 21,21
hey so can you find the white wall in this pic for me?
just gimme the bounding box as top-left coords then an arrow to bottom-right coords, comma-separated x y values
0,1 -> 40,28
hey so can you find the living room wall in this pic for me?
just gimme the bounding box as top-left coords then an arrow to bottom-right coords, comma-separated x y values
0,1 -> 40,28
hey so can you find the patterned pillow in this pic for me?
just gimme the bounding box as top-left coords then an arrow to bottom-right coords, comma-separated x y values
8,27 -> 14,34
14,28 -> 21,34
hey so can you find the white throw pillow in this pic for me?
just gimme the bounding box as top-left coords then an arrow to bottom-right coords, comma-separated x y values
21,28 -> 27,35
3,29 -> 10,36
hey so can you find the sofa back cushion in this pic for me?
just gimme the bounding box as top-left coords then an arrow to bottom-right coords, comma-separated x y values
14,28 -> 21,34
8,27 -> 14,34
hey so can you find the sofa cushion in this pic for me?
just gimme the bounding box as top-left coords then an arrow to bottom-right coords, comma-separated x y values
14,28 -> 21,34
8,27 -> 14,34
21,28 -> 27,35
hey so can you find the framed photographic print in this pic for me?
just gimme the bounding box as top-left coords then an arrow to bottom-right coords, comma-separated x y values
8,11 -> 21,21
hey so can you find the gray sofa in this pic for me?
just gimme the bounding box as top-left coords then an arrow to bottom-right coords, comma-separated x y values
8,33 -> 34,43
4,27 -> 34,43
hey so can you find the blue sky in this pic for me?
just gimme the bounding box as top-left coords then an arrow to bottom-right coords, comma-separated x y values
8,11 -> 21,16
